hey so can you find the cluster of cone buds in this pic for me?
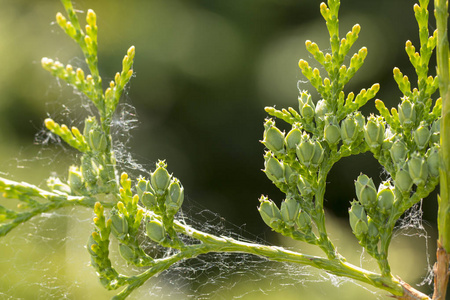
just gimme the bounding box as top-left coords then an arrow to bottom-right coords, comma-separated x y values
322,112 -> 366,148
349,175 -> 395,243
136,160 -> 184,218
258,195 -> 312,233
47,116 -> 115,195
84,117 -> 107,153
390,138 -> 439,193
298,91 -> 316,121
397,98 -> 416,129
133,161 -> 184,245
262,119 -> 324,170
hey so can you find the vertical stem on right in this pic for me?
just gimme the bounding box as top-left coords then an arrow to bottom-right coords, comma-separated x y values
434,0 -> 450,299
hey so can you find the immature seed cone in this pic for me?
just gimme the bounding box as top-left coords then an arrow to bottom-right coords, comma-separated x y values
119,243 -> 136,262
398,98 -> 416,127
146,219 -> 166,243
349,202 -> 369,238
377,187 -> 394,215
408,154 -> 429,186
298,92 -> 315,120
390,138 -> 408,164
263,120 -> 285,155
165,179 -> 184,216
364,115 -> 385,149
136,177 -> 149,199
280,197 -> 300,227
413,121 -> 431,150
340,116 -> 358,145
68,166 -> 84,192
258,196 -> 282,230
426,146 -> 439,177
324,121 -> 341,145
355,174 -> 377,209
151,164 -> 171,194
395,166 -> 413,193
296,134 -> 316,167
314,99 -> 328,121
141,191 -> 157,210
110,212 -> 128,239
285,127 -> 302,151
310,140 -> 324,167
264,155 -> 285,184
296,211 -> 312,232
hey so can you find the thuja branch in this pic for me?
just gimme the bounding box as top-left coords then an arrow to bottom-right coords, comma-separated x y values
108,203 -> 405,300
0,0 -> 445,299
0,177 -> 113,237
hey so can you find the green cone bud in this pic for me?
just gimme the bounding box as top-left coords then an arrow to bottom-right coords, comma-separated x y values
296,211 -> 312,232
408,154 -> 428,186
258,196 -> 282,230
136,177 -> 149,199
340,116 -> 358,145
355,174 -> 377,209
324,116 -> 341,145
141,191 -> 157,209
430,118 -> 440,144
283,163 -> 296,185
431,118 -> 441,134
263,119 -> 285,155
297,177 -> 313,196
398,98 -> 416,127
280,197 -> 300,227
119,243 -> 136,262
377,186 -> 394,215
349,202 -> 369,237
298,91 -> 315,120
285,127 -> 302,151
296,133 -> 315,167
264,154 -> 285,184
390,138 -> 408,164
145,219 -> 166,243
301,104 -> 315,120
165,179 -> 184,216
311,140 -> 324,168
413,121 -> 431,150
68,166 -> 84,192
88,129 -> 107,152
364,115 -> 385,149
151,161 -> 171,194
426,146 -> 440,177
110,212 -> 128,239
395,165 -> 413,193
354,112 -> 365,128
83,116 -> 98,138
314,99 -> 328,121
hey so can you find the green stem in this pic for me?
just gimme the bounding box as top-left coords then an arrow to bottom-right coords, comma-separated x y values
0,177 -> 114,236
114,208 -> 406,298
168,219 -> 404,296
434,1 -> 450,299
435,0 -> 450,256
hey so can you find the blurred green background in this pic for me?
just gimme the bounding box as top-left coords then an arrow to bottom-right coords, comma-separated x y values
0,0 -> 443,299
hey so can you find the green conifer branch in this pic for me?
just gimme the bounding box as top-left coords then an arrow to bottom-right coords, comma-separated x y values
0,0 -> 446,299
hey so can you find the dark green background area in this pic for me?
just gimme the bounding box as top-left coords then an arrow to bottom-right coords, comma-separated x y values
0,0 -> 443,299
